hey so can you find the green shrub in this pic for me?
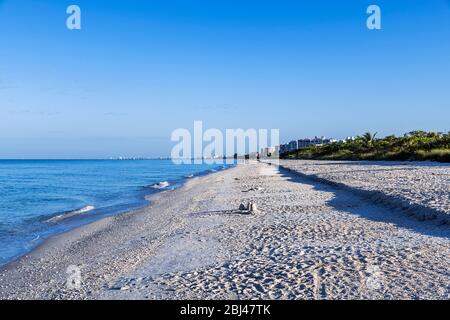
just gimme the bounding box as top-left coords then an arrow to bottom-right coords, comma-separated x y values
281,131 -> 450,163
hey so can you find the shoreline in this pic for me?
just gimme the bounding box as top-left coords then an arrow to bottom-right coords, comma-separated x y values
0,164 -> 231,270
1,161 -> 449,299
0,166 -> 241,299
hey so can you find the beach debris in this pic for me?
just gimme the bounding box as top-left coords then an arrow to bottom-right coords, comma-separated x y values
242,187 -> 263,192
238,202 -> 259,214
249,202 -> 259,213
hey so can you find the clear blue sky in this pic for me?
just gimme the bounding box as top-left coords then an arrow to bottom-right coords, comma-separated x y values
1,0 -> 449,158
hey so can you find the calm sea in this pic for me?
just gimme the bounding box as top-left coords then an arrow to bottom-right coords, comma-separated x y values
0,160 -> 229,266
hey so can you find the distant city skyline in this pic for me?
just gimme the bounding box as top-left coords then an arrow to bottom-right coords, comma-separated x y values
1,1 -> 449,159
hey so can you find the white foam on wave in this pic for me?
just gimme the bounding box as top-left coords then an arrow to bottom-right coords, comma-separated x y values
46,205 -> 95,223
151,181 -> 170,189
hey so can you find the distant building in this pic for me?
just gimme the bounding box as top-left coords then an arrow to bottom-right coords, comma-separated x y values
344,136 -> 356,142
297,138 -> 311,148
279,144 -> 289,154
297,136 -> 337,148
278,135 -> 336,154
288,140 -> 298,151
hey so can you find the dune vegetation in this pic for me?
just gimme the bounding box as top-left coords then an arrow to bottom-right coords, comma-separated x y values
282,131 -> 450,162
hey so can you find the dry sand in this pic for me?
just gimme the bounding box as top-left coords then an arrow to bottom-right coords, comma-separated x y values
279,160 -> 450,223
0,161 -> 449,300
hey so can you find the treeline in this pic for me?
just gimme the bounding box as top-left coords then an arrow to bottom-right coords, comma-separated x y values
282,131 -> 450,162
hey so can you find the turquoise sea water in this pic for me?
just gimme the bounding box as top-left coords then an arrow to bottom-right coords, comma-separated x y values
0,160 -> 228,266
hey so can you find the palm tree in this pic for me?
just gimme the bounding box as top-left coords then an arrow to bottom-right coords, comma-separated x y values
360,132 -> 378,147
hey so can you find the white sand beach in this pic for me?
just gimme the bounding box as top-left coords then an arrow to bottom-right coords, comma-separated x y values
0,161 -> 449,300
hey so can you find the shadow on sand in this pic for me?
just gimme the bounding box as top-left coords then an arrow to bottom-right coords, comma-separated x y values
277,165 -> 450,241
281,159 -> 450,168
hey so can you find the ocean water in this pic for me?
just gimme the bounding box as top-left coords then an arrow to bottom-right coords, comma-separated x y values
0,160 -> 229,266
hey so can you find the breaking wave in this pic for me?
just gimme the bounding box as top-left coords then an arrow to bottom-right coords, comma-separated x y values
151,181 -> 170,189
46,205 -> 95,223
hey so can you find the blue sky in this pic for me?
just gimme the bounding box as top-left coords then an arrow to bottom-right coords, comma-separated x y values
0,0 -> 449,158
